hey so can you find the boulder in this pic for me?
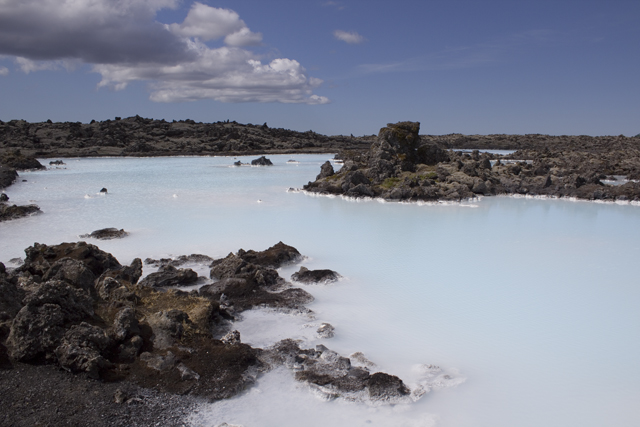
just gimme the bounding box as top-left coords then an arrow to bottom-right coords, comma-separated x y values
317,323 -> 335,339
291,267 -> 340,284
6,280 -> 95,362
80,228 -> 128,240
138,264 -> 198,288
250,156 -> 273,166
22,241 -> 121,278
235,242 -> 302,269
6,303 -> 66,362
0,203 -> 41,222
367,372 -> 411,401
111,307 -> 141,342
42,258 -> 97,293
54,322 -> 112,379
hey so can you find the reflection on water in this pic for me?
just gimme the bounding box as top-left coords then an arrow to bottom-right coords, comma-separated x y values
2,155 -> 640,427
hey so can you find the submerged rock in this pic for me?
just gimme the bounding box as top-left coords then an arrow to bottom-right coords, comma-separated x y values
317,323 -> 335,339
291,266 -> 340,284
80,228 -> 129,240
261,339 -> 411,403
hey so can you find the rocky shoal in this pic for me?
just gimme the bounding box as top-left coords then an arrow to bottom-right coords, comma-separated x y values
1,240 -> 425,426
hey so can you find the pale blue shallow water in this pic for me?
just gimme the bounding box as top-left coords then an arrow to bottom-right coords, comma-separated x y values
1,155 -> 639,427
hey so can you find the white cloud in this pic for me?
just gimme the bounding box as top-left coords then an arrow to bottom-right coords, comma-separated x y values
333,30 -> 365,44
14,57 -> 80,73
224,27 -> 263,47
94,43 -> 329,104
0,0 -> 326,104
0,66 -> 8,76
168,2 -> 262,46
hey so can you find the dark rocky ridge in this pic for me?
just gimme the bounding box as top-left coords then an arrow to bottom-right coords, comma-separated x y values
0,117 -> 373,158
304,121 -> 640,202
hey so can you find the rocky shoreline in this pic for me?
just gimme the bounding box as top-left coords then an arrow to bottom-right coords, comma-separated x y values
303,122 -> 640,203
1,241 -> 427,426
2,117 -> 640,206
0,117 -> 373,159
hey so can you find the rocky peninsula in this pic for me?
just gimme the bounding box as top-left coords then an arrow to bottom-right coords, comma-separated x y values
1,241 -> 424,426
304,121 -> 640,202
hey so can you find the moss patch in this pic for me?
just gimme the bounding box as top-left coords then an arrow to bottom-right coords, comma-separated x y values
381,177 -> 401,189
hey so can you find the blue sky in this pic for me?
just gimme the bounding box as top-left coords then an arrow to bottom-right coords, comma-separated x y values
0,0 -> 638,136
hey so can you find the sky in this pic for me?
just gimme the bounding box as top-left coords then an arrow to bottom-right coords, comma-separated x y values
0,0 -> 638,136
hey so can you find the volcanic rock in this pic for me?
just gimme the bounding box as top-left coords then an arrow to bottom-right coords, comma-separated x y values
291,266 -> 340,284
80,227 -> 129,240
138,265 -> 198,288
0,203 -> 41,222
251,156 -> 273,166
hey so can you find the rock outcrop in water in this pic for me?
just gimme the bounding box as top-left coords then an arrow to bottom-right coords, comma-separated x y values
291,266 -> 341,284
0,240 -> 414,423
80,227 -> 129,240
250,155 -> 273,166
304,121 -> 640,202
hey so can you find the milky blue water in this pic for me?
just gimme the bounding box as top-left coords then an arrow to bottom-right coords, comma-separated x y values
2,155 -> 639,427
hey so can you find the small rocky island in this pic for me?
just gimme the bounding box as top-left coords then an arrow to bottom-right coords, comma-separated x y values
304,121 -> 640,202
0,241 -> 428,426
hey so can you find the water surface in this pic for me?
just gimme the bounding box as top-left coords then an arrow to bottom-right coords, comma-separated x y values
2,155 -> 639,427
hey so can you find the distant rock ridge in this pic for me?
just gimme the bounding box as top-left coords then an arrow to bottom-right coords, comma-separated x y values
304,121 -> 640,202
0,117 -> 374,159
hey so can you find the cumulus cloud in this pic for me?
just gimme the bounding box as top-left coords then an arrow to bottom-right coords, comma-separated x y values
0,0 -> 326,104
95,42 -> 329,103
333,30 -> 365,44
0,66 -> 8,76
168,2 -> 262,46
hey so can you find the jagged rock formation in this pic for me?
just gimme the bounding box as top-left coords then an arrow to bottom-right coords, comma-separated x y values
250,156 -> 273,166
0,117 -> 373,158
304,121 -> 640,202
